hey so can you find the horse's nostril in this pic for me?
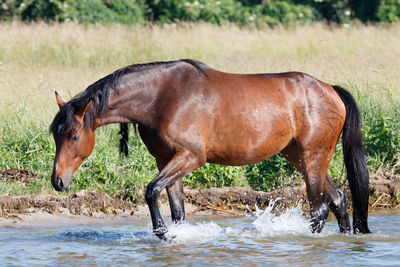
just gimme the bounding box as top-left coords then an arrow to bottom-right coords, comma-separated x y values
56,177 -> 64,189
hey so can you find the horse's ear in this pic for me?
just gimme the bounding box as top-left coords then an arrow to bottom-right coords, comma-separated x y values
77,101 -> 92,117
55,91 -> 65,109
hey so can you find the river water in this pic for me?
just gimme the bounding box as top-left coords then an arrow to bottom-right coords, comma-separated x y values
1,203 -> 400,266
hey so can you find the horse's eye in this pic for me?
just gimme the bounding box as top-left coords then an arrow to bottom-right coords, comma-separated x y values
72,136 -> 79,141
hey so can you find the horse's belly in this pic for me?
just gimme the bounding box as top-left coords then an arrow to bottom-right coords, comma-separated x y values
207,151 -> 279,166
205,123 -> 293,166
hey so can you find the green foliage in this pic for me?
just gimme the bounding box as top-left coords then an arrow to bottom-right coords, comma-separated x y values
377,0 -> 400,22
146,0 -> 317,25
0,106 -> 55,194
184,163 -> 247,188
349,0 -> 380,22
256,1 -> 317,25
0,0 -> 61,21
360,98 -> 400,170
147,0 -> 244,24
62,0 -> 146,24
364,115 -> 400,166
0,0 -> 147,24
0,106 -> 53,172
3,0 -> 400,25
245,154 -> 301,191
21,0 -> 63,21
148,0 -> 254,25
316,0 -> 351,23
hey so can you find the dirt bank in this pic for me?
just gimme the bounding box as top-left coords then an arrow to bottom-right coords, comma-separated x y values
0,168 -> 399,221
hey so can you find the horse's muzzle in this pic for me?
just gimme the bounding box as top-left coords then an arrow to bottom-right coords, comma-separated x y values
52,176 -> 68,192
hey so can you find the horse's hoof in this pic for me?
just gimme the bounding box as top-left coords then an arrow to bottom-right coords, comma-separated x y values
158,233 -> 177,242
154,226 -> 168,240
156,233 -> 176,242
310,219 -> 325,233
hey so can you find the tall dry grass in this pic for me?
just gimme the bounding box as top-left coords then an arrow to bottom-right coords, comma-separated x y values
1,22 -> 399,113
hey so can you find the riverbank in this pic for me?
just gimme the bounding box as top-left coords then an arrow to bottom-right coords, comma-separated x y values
1,169 -> 399,227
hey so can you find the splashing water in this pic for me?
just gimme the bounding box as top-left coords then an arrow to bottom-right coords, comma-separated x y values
2,208 -> 400,266
251,199 -> 311,237
164,198 -> 312,242
166,221 -> 226,242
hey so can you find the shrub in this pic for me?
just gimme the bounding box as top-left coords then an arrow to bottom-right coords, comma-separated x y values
377,0 -> 400,22
146,0 -> 317,25
349,0 -> 380,22
62,0 -> 146,24
0,0 -> 147,24
245,154 -> 300,191
361,103 -> 400,169
256,1 -> 317,25
185,163 -> 247,188
146,0 -> 247,24
0,0 -> 61,21
2,0 -> 400,25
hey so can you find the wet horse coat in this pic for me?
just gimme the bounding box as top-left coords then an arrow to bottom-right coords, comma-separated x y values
50,59 -> 370,239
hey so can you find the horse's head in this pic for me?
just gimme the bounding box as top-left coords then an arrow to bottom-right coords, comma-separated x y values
51,92 -> 95,192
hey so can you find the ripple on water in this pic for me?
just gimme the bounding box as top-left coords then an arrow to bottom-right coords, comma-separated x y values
1,202 -> 400,266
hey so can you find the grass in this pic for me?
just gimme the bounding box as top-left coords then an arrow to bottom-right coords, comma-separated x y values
0,22 -> 399,199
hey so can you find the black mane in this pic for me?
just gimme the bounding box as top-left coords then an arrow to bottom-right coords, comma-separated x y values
49,59 -> 207,137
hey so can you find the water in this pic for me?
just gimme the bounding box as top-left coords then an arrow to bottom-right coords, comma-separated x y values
1,203 -> 400,266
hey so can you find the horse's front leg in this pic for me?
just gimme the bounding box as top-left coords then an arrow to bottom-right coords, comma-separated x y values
145,150 -> 201,239
156,159 -> 186,224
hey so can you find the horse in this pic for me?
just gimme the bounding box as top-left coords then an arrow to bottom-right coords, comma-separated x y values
50,59 -> 371,239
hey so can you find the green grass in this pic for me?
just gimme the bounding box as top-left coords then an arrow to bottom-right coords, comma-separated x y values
1,22 -> 399,200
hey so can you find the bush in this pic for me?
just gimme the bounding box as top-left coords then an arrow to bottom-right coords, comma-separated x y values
245,154 -> 300,191
377,0 -> 400,22
185,163 -> 247,188
0,0 -> 147,24
0,0 -> 62,21
146,0 -> 317,25
349,0 -> 380,22
256,1 -> 317,25
361,99 -> 400,170
146,0 -> 247,25
2,0 -> 400,25
364,115 -> 400,166
62,0 -> 146,24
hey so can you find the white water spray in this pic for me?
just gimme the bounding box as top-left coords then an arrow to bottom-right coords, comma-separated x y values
162,199 -> 314,242
251,198 -> 311,237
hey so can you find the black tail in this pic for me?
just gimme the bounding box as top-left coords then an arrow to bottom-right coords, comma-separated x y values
119,123 -> 129,157
332,85 -> 371,234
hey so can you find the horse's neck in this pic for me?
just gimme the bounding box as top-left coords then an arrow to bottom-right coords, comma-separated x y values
94,71 -> 162,129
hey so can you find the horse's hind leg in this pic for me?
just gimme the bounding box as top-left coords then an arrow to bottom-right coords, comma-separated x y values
304,169 -> 330,233
282,142 -> 331,233
325,175 -> 350,233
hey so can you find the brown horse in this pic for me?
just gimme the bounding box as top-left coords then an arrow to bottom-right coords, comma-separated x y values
50,59 -> 370,239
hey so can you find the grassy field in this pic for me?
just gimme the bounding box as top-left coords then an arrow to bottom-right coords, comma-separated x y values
0,22 -> 399,199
